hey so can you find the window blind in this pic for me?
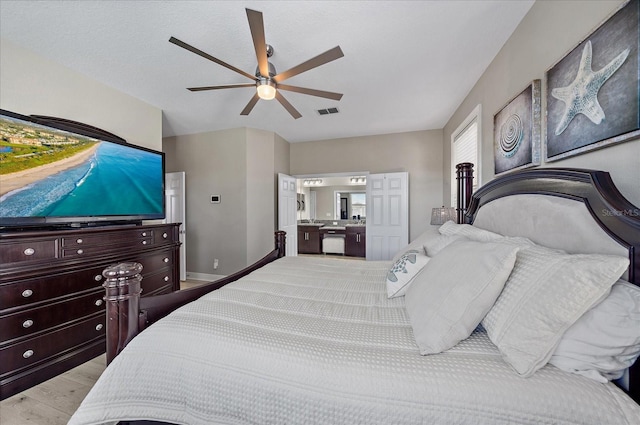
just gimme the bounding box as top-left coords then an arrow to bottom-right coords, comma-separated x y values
451,119 -> 478,208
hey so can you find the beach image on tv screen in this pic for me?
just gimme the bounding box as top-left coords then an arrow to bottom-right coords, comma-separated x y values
0,115 -> 164,218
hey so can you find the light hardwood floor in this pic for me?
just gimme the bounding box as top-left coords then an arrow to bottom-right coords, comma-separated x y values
0,279 -> 207,425
1,354 -> 107,425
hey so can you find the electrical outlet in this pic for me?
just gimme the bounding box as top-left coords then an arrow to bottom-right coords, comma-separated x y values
213,258 -> 219,269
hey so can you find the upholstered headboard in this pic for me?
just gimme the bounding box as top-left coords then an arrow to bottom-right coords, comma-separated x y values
463,167 -> 640,400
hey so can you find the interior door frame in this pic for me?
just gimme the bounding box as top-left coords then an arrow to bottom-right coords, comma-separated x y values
164,171 -> 186,281
278,173 -> 298,256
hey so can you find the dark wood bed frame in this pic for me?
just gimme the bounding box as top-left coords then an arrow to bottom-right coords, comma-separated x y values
104,165 -> 640,405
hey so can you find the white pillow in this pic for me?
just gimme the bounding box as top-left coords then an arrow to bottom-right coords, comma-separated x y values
438,220 -> 503,242
391,228 -> 441,262
405,240 -> 520,354
481,243 -> 629,377
550,280 -> 640,382
423,234 -> 468,257
386,249 -> 430,298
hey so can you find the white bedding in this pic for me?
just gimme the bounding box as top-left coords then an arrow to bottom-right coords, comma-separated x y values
69,256 -> 640,425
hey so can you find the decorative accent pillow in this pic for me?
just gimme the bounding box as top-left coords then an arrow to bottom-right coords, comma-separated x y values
481,244 -> 629,377
405,240 -> 520,354
423,234 -> 468,257
438,220 -> 503,242
386,250 -> 430,298
550,280 -> 640,382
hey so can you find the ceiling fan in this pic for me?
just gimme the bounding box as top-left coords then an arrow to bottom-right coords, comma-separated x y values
169,8 -> 344,119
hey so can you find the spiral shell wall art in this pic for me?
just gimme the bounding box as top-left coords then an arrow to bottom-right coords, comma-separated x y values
499,114 -> 524,158
493,80 -> 541,175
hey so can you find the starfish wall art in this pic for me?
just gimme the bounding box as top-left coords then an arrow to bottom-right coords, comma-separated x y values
545,0 -> 639,161
551,40 -> 629,136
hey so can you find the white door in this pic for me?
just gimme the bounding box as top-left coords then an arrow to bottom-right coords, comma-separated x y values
278,173 -> 298,256
164,171 -> 186,280
366,172 -> 409,260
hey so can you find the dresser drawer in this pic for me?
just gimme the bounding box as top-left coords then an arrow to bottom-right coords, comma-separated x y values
0,313 -> 105,375
61,228 -> 154,248
0,239 -> 58,265
151,227 -> 175,243
141,271 -> 174,296
61,238 -> 153,258
0,267 -> 104,310
138,251 -> 173,274
0,290 -> 105,342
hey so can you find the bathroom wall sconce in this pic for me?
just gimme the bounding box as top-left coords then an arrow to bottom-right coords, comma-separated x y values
303,178 -> 323,186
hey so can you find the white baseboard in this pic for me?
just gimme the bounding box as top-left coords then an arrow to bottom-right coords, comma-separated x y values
185,271 -> 227,282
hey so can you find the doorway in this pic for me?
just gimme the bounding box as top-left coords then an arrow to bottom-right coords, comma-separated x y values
164,171 -> 186,280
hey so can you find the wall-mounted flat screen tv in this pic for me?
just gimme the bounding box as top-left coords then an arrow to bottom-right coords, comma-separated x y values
0,109 -> 165,229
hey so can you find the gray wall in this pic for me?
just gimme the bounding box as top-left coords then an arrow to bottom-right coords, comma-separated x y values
290,129 -> 444,241
443,0 -> 640,206
246,128 -> 276,265
273,133 -> 291,229
0,39 -> 162,151
163,128 -> 287,276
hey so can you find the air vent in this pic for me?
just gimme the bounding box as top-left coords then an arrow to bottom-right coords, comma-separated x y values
317,107 -> 340,115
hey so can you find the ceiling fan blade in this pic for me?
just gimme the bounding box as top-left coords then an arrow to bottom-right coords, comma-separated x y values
275,91 -> 302,119
246,9 -> 270,78
240,93 -> 261,115
169,36 -> 256,81
277,84 -> 343,100
273,46 -> 344,83
187,83 -> 255,92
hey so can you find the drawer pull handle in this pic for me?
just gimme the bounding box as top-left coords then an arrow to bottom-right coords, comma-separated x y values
164,276 -> 169,282
23,350 -> 34,359
94,274 -> 103,282
22,289 -> 33,298
23,320 -> 34,328
95,299 -> 103,307
76,238 -> 83,244
24,248 -> 35,256
163,257 -> 169,263
77,249 -> 84,255
141,232 -> 147,237
142,240 -> 147,245
95,324 -> 104,331
163,232 -> 168,238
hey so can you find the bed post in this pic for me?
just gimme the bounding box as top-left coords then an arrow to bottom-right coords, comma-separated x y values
103,263 -> 143,365
275,230 -> 287,258
456,162 -> 474,223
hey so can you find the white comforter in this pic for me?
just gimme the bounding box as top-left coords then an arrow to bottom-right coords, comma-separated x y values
69,256 -> 640,425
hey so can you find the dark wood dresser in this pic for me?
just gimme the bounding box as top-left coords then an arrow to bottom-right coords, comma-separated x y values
0,223 -> 180,399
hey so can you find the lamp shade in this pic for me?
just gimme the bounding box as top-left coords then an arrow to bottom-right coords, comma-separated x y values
430,207 -> 456,225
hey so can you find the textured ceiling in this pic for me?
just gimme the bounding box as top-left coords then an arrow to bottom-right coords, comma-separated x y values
0,1 -> 534,142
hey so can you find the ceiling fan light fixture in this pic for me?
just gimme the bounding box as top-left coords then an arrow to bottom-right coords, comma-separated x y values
256,78 -> 276,100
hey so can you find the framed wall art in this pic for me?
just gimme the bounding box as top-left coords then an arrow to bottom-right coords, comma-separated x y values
494,80 -> 541,175
545,0 -> 639,162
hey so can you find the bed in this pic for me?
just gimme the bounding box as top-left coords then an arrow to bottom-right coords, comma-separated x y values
69,166 -> 640,425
